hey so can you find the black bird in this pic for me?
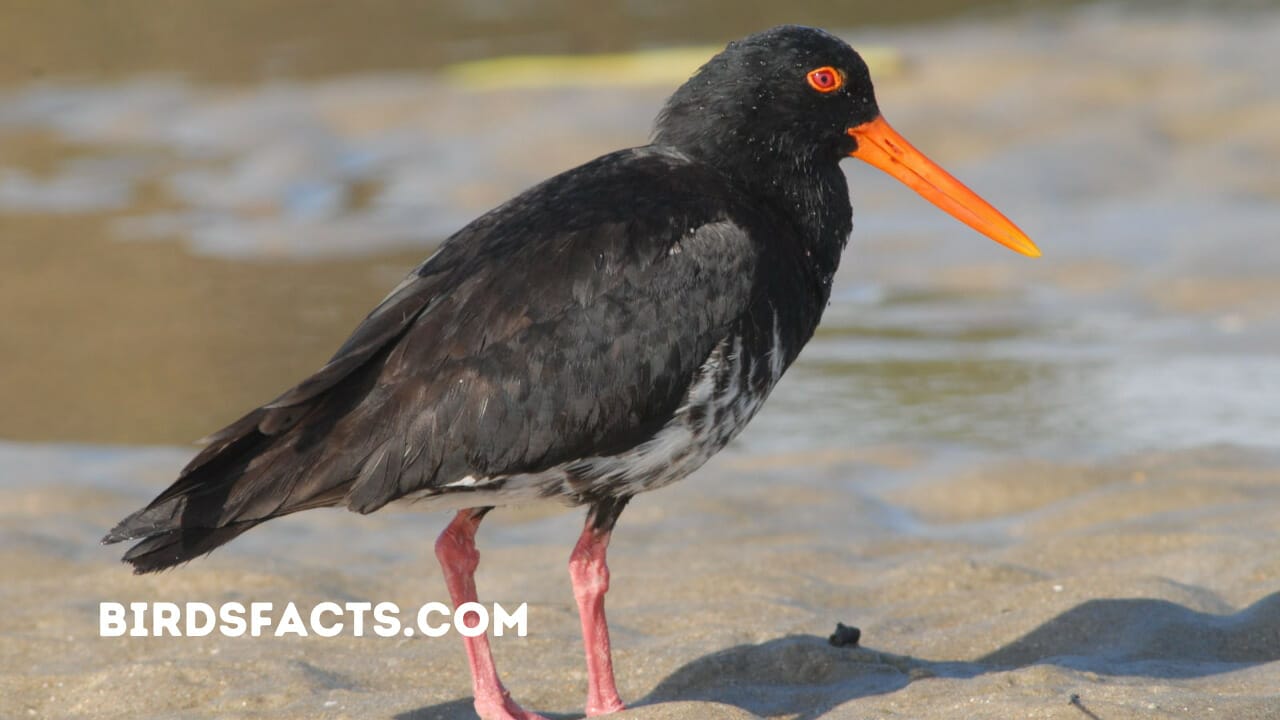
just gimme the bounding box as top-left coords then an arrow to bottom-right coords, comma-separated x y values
105,25 -> 1039,720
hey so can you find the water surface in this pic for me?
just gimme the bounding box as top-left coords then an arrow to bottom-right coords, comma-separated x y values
3,4 -> 1277,462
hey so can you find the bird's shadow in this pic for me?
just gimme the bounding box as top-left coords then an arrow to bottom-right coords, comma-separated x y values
396,591 -> 1280,720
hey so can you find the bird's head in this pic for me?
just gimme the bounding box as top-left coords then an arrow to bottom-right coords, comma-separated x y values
654,25 -> 1040,257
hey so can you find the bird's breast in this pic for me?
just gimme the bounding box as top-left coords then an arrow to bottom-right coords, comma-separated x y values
552,306 -> 788,501
401,305 -> 791,512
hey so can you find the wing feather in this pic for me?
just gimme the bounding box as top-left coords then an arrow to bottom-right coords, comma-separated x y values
107,148 -> 769,565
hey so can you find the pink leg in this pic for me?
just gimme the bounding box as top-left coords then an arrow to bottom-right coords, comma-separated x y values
435,509 -> 545,720
569,521 -> 626,716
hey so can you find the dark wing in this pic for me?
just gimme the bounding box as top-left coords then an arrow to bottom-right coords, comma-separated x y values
105,148 -> 764,570
337,212 -> 757,512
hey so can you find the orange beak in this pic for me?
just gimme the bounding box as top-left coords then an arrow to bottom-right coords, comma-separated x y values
848,116 -> 1040,257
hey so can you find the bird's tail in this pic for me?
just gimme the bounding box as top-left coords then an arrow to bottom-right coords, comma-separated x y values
105,414 -> 276,573
102,393 -> 357,573
105,285 -> 434,573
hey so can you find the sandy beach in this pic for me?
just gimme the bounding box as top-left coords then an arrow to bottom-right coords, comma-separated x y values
4,443 -> 1280,719
3,4 -> 1280,719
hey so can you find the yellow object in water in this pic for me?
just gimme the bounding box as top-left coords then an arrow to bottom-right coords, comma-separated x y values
442,45 -> 903,91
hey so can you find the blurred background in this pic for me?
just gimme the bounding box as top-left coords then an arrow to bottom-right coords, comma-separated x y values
5,3 -> 1280,717
1,0 -> 1278,471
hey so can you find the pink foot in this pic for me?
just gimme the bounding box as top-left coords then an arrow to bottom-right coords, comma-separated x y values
473,693 -> 550,720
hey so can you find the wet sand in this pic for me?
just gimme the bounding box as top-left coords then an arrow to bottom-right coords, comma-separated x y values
4,443 -> 1280,719
4,4 -> 1280,720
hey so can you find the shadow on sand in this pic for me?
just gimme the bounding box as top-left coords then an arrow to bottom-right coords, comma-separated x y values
396,592 -> 1280,720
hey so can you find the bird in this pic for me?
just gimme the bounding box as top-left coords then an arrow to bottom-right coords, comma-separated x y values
104,25 -> 1039,720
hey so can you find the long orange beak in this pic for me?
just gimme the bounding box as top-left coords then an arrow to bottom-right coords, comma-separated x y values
848,116 -> 1040,257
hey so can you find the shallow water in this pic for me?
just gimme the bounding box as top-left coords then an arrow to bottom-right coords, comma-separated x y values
0,0 -> 1099,86
2,4 -> 1278,457
4,4 -> 1280,719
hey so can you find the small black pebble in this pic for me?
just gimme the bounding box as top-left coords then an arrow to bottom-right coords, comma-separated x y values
828,622 -> 861,648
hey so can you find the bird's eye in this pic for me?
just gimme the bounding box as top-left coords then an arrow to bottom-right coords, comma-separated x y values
806,66 -> 843,93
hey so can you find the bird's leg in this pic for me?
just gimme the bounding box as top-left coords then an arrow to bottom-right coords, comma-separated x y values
570,526 -> 623,715
570,497 -> 630,716
435,508 -> 545,720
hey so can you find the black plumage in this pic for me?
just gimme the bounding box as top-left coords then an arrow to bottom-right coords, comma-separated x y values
104,25 -> 1036,719
106,29 -> 869,572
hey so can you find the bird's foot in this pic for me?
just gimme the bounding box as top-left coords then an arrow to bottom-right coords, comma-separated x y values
473,695 -> 549,720
585,698 -> 626,716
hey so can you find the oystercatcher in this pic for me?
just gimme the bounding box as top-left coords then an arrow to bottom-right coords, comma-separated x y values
105,25 -> 1038,719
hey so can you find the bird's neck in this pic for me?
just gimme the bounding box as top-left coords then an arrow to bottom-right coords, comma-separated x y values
759,159 -> 852,257
724,151 -> 852,285
661,141 -> 852,329
685,145 -> 851,251
710,151 -> 853,358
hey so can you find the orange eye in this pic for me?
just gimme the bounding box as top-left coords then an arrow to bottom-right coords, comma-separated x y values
806,66 -> 843,93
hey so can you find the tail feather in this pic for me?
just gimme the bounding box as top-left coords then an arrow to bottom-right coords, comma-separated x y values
103,366 -> 382,573
102,496 -> 185,545
102,425 -> 280,573
104,272 -> 436,574
119,523 -> 263,574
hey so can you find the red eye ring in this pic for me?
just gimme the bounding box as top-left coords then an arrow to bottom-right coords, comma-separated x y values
806,66 -> 843,93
